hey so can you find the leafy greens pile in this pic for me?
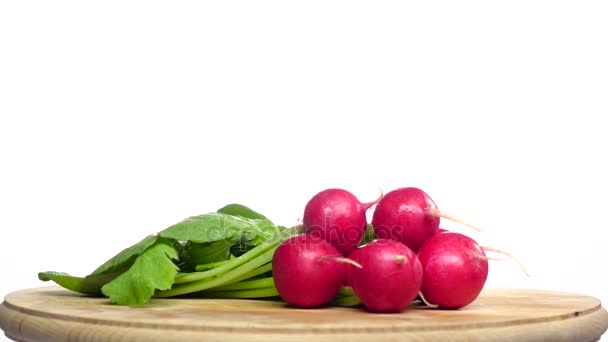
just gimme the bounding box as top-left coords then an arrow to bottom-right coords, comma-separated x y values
39,204 -> 300,306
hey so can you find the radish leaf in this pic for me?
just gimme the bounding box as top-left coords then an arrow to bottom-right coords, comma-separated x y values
91,235 -> 158,276
159,212 -> 276,244
217,203 -> 269,221
101,237 -> 178,306
38,271 -> 120,295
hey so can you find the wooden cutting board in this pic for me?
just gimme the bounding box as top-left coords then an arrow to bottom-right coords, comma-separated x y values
1,287 -> 607,342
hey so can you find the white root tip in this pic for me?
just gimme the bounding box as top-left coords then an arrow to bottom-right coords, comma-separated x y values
418,291 -> 438,308
480,245 -> 530,277
319,256 -> 363,269
430,208 -> 483,233
363,187 -> 385,210
394,255 -> 407,264
469,251 -> 509,261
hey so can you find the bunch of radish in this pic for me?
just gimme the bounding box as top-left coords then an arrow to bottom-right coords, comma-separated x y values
272,187 -> 525,312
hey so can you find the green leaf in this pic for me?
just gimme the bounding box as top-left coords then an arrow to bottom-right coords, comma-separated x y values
217,204 -> 280,246
90,235 -> 158,276
38,271 -> 120,295
229,234 -> 257,257
217,203 -> 269,222
184,239 -> 232,265
101,238 -> 178,306
39,235 -> 160,295
159,212 -> 276,244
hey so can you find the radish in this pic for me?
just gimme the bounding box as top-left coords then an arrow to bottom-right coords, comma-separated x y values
303,188 -> 381,255
272,234 -> 351,308
417,232 -> 488,309
349,239 -> 423,312
371,187 -> 479,252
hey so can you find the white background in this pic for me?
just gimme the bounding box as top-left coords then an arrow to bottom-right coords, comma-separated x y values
1,1 -> 607,340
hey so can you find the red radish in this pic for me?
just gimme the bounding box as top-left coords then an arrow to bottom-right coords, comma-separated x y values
350,239 -> 423,312
272,234 -> 347,308
371,187 -> 440,252
417,232 -> 489,309
303,188 -> 381,255
371,187 -> 479,252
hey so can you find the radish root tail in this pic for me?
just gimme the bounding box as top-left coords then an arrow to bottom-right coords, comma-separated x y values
430,208 -> 482,233
480,246 -> 530,277
469,251 -> 507,261
362,187 -> 385,210
319,256 -> 363,269
418,291 -> 438,308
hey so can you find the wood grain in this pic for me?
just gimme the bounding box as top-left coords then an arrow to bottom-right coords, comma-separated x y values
1,287 -> 607,341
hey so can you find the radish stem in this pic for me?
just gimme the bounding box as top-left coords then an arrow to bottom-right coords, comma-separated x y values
198,286 -> 279,299
156,247 -> 276,297
332,295 -> 362,307
221,262 -> 272,286
338,286 -> 356,297
173,229 -> 293,284
192,259 -> 231,271
209,277 -> 274,292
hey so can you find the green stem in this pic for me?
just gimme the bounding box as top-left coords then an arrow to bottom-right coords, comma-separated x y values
156,247 -> 276,297
331,295 -> 362,307
338,286 -> 356,297
208,277 -> 274,292
174,246 -> 268,284
197,286 -> 279,299
220,262 -> 272,286
193,259 -> 231,271
173,229 -> 291,285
